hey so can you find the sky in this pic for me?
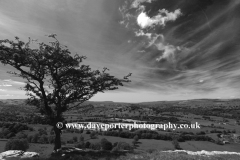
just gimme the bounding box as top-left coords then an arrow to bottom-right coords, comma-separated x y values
0,0 -> 240,102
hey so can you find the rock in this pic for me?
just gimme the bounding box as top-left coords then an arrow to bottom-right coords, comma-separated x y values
52,147 -> 83,156
61,147 -> 82,153
0,150 -> 39,160
0,150 -> 24,159
21,151 -> 40,158
162,150 -> 240,156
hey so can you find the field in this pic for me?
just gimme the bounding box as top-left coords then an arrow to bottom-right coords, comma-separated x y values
0,140 -> 6,153
1,132 -> 240,155
180,141 -> 240,152
0,99 -> 240,159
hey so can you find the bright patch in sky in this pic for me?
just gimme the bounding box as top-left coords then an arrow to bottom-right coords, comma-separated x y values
137,9 -> 182,28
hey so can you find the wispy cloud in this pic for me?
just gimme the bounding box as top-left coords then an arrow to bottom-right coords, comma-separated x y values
116,0 -> 240,100
0,94 -> 14,97
131,0 -> 153,9
0,0 -> 240,101
155,43 -> 179,63
3,79 -> 25,85
0,84 -> 12,87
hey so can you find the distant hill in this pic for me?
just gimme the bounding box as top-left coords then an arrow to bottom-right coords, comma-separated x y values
0,99 -> 27,105
0,98 -> 239,109
138,99 -> 240,108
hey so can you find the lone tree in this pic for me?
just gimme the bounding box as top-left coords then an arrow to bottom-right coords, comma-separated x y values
0,34 -> 131,150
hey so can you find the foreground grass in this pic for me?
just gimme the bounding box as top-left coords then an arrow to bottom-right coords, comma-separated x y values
10,151 -> 240,160
116,151 -> 240,160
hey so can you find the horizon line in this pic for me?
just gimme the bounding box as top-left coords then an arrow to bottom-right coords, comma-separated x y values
0,98 -> 239,104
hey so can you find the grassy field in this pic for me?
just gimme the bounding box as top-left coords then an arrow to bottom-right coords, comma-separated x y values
0,140 -> 7,153
86,135 -> 174,151
61,132 -> 240,152
180,141 -> 240,152
1,99 -> 240,159
28,143 -> 53,157
0,132 -> 240,159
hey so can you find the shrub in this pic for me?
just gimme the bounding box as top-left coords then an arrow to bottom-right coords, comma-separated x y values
67,139 -> 74,144
15,132 -> 28,139
116,142 -> 132,151
38,135 -> 48,144
216,139 -> 224,145
6,132 -> 15,139
79,135 -> 84,142
27,135 -> 33,143
113,142 -> 118,147
111,146 -> 119,152
73,136 -> 78,143
196,131 -> 206,135
38,128 -> 48,136
172,139 -> 181,150
0,129 -> 15,139
75,129 -> 81,133
133,135 -> 139,141
48,136 -> 55,144
28,127 -> 34,131
132,139 -> 137,146
32,133 -> 39,143
100,138 -> 113,150
61,141 -> 66,145
89,142 -> 101,150
85,141 -> 91,148
50,129 -> 55,135
217,133 -> 222,138
5,139 -> 29,151
75,141 -> 85,149
146,149 -> 157,153
90,131 -> 97,139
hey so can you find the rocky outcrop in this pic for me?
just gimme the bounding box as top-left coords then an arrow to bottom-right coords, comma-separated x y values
0,150 -> 39,160
163,150 -> 240,156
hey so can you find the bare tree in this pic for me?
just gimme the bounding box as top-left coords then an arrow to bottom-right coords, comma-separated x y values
0,34 -> 131,150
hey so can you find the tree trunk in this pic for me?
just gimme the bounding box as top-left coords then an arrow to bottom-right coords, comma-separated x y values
54,125 -> 61,150
54,104 -> 63,151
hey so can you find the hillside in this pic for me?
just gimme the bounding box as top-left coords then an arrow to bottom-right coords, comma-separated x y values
1,98 -> 240,108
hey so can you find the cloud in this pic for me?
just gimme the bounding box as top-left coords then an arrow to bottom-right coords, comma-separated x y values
131,0 -> 153,9
135,30 -> 152,39
0,84 -> 12,87
122,2 -> 182,65
0,94 -> 14,97
155,43 -> 178,63
0,79 -> 25,88
135,30 -> 166,51
134,30 -> 181,64
137,9 -> 182,29
0,89 -> 6,91
3,79 -> 25,85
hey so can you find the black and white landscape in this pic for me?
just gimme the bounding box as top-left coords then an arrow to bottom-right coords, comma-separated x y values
0,0 -> 240,160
